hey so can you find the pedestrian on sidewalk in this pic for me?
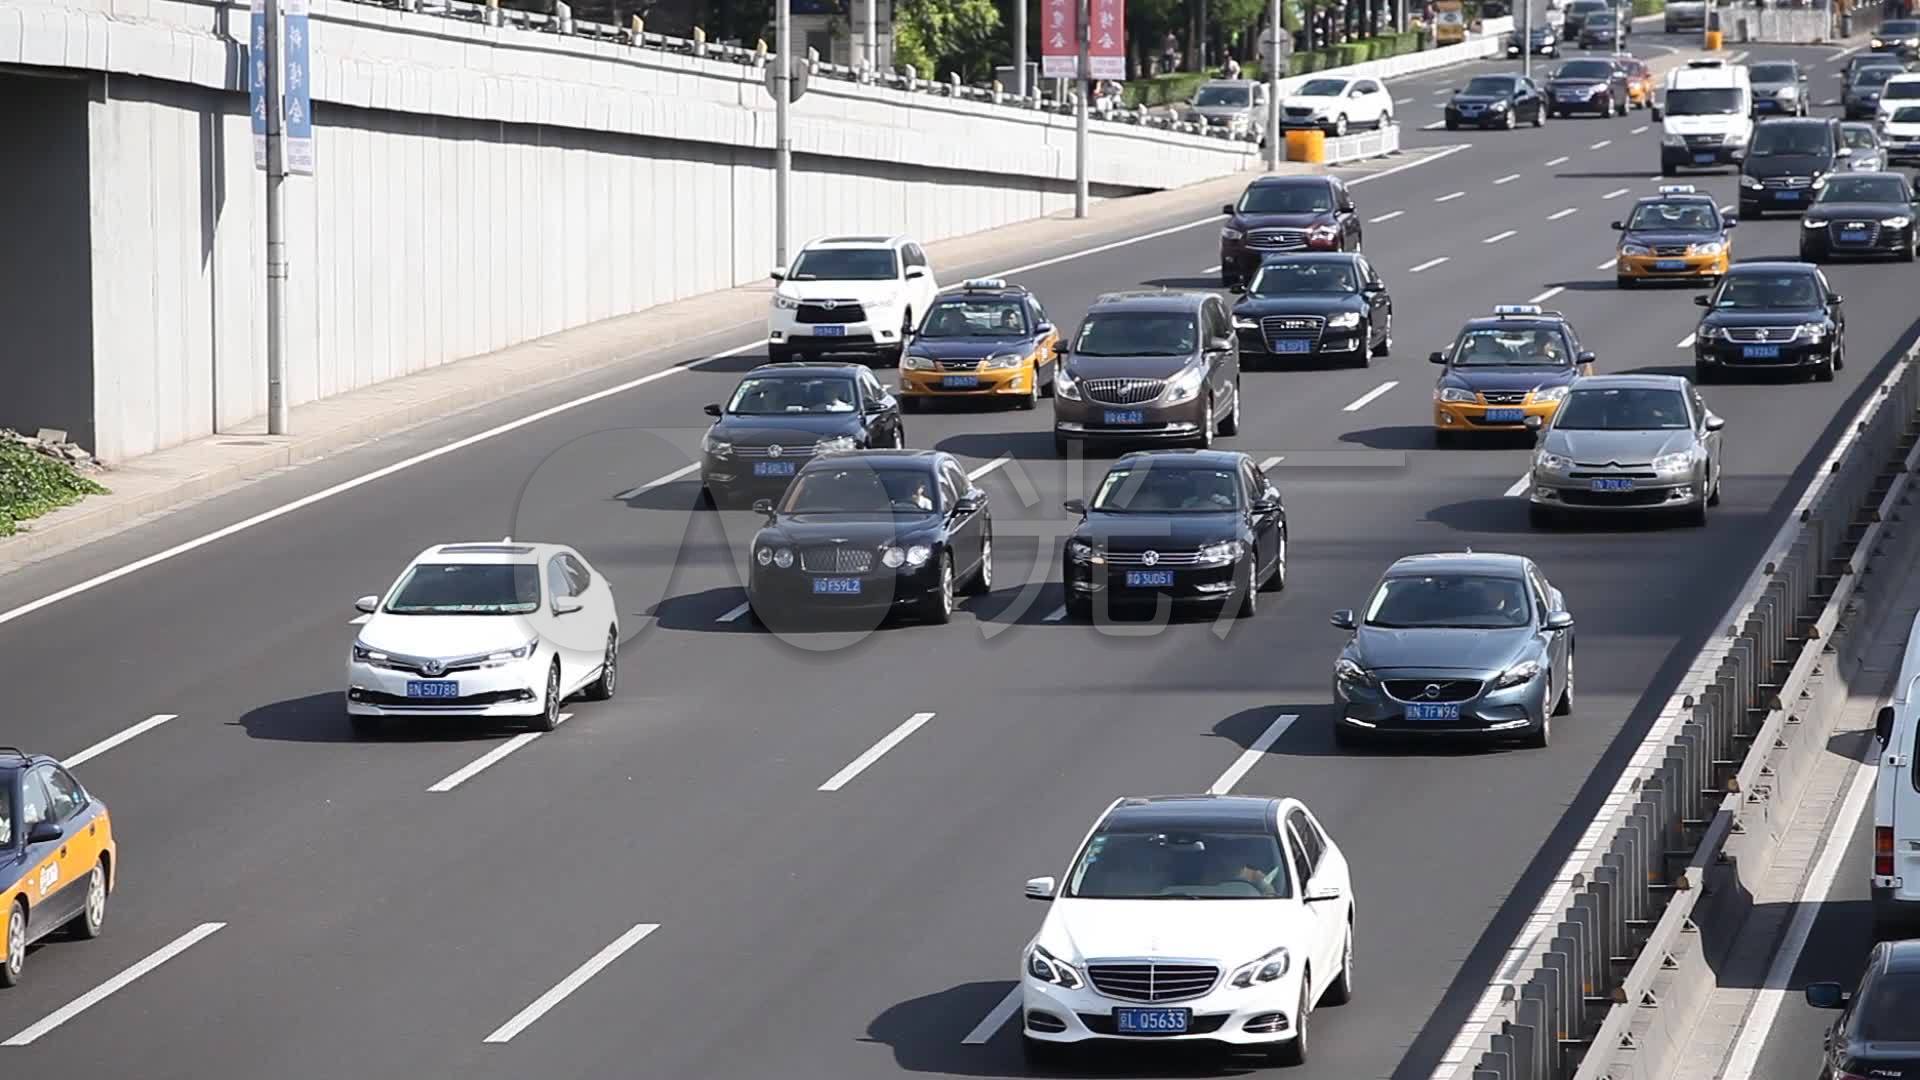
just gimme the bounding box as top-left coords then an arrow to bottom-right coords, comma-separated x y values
1224,53 -> 1243,79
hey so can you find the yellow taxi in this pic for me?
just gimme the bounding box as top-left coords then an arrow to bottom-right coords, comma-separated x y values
1430,305 -> 1596,445
899,280 -> 1060,410
1613,186 -> 1734,288
2,751 -> 116,987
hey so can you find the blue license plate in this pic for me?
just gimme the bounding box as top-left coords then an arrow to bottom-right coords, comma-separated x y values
1775,190 -> 1802,201
1484,408 -> 1525,422
813,325 -> 846,337
811,577 -> 862,595
1406,702 -> 1462,721
1114,1007 -> 1190,1034
753,461 -> 797,477
1743,345 -> 1781,359
1655,259 -> 1687,271
1840,229 -> 1869,243
1590,477 -> 1635,492
1125,570 -> 1176,587
1104,409 -> 1145,425
406,680 -> 460,699
943,375 -> 979,388
1693,153 -> 1715,164
1273,339 -> 1313,354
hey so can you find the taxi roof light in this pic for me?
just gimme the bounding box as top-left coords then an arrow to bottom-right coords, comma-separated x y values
962,278 -> 1010,290
1657,184 -> 1698,194
1493,304 -> 1542,315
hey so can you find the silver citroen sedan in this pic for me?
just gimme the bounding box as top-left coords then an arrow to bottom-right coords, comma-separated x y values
1525,374 -> 1724,528
1330,553 -> 1573,749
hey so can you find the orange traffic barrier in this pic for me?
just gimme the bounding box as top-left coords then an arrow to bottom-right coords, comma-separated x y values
1705,29 -> 1723,49
1285,128 -> 1327,164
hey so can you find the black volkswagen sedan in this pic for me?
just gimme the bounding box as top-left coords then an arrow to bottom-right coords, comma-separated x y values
1691,262 -> 1845,382
745,449 -> 990,626
1445,74 -> 1547,129
1507,24 -> 1557,57
1805,941 -> 1920,1080
700,363 -> 905,507
1230,253 -> 1392,367
1546,58 -> 1627,118
1797,171 -> 1918,261
1061,450 -> 1286,620
1218,175 -> 1363,287
1737,117 -> 1842,217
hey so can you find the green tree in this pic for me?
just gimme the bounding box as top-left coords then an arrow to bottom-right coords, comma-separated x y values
893,0 -> 1004,79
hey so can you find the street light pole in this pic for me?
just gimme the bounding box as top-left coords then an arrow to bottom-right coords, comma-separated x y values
1522,0 -> 1531,81
263,0 -> 288,435
865,0 -> 876,70
1074,0 -> 1089,217
1266,0 -> 1281,170
775,0 -> 792,267
1015,0 -> 1028,96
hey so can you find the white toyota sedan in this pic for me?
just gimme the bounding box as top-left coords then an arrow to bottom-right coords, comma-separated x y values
1019,795 -> 1355,1067
345,541 -> 619,735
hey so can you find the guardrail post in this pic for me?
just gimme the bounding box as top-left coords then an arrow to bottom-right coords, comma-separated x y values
485,0 -> 502,28
691,25 -> 707,57
1489,1032 -> 1517,1080
1513,997 -> 1545,1078
554,0 -> 571,34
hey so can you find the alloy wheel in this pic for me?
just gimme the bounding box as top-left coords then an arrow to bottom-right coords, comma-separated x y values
5,905 -> 23,983
82,866 -> 106,936
978,537 -> 993,591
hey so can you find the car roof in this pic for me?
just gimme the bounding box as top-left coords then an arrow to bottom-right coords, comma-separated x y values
1877,940 -> 1920,974
1723,260 -> 1819,276
1101,795 -> 1277,832
1459,315 -> 1569,332
1200,78 -> 1259,88
1385,552 -> 1530,578
938,279 -> 1032,299
1112,449 -> 1250,471
802,235 -> 906,249
1889,72 -> 1920,83
1831,170 -> 1905,180
0,747 -> 41,772
1632,192 -> 1719,208
1757,115 -> 1834,127
1257,251 -> 1363,266
1570,373 -> 1689,392
742,362 -> 869,378
419,541 -> 566,564
1246,174 -> 1335,189
800,448 -> 947,470
1090,290 -> 1210,312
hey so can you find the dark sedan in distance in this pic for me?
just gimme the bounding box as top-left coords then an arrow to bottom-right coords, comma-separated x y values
700,363 -> 905,507
1230,253 -> 1392,368
1843,65 -> 1897,119
1797,172 -> 1918,261
1691,262 -> 1845,382
1218,175 -> 1363,287
745,449 -> 990,627
1805,941 -> 1920,1080
1061,450 -> 1286,620
1507,25 -> 1557,57
1445,74 -> 1547,129
1546,58 -> 1628,118
1737,116 -> 1842,217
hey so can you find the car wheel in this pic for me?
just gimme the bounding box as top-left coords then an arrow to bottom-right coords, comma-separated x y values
1324,921 -> 1354,1006
1533,105 -> 1545,128
1065,593 -> 1092,621
349,714 -> 383,738
1261,530 -> 1288,592
1271,972 -> 1310,1066
1236,561 -> 1259,619
1334,114 -> 1349,137
1053,434 -> 1073,458
1660,162 -> 1675,176
1332,722 -> 1362,749
1445,117 -> 1459,131
1523,694 -> 1552,749
531,661 -> 561,732
1904,233 -> 1918,262
1371,317 -> 1392,357
73,861 -> 107,940
1708,465 -> 1722,507
1617,276 -> 1636,290
1504,108 -> 1517,130
921,552 -> 955,625
1528,503 -> 1558,529
1197,394 -> 1216,449
1,901 -> 24,987
583,628 -> 619,701
1555,651 -> 1575,716
1800,242 -> 1821,262
1816,356 -> 1837,383
1017,371 -> 1040,410
891,315 -> 913,367
901,395 -> 921,413
965,534 -> 993,596
1219,383 -> 1242,436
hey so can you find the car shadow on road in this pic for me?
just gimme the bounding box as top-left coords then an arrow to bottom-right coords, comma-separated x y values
618,477 -> 710,511
1142,275 -> 1224,290
235,692 -> 514,744
1339,426 -> 1532,451
1553,170 -> 1662,180
1618,364 -> 1696,379
1212,705 -> 1507,759
936,430 -> 1076,462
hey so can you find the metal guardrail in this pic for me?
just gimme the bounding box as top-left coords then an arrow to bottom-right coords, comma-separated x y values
1443,349 -> 1920,1080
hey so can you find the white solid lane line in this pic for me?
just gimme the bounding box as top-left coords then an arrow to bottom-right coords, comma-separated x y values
1201,264 -> 1221,274
4,923 -> 226,1046
1409,256 -> 1449,273
1494,173 -> 1520,185
962,986 -> 1025,1044
1435,191 -> 1466,203
1343,381 -> 1398,412
1602,187 -> 1630,199
66,714 -> 179,768
1259,455 -> 1285,470
484,924 -> 660,1044
615,461 -> 700,501
1546,155 -> 1570,166
1483,230 -> 1517,244
967,455 -> 1011,482
1346,143 -> 1468,186
1720,203 -> 1734,213
1547,207 -> 1578,221
1596,257 -> 1618,270
1432,86 -> 1453,95
716,602 -> 751,623
1677,333 -> 1697,348
1369,210 -> 1405,223
1210,713 -> 1300,794
1631,124 -> 1648,134
819,712 -> 937,791
1421,120 -> 1446,130
1504,475 -> 1531,498
1529,286 -> 1565,304
428,714 -> 573,793
1396,96 -> 1413,104
1590,139 -> 1612,150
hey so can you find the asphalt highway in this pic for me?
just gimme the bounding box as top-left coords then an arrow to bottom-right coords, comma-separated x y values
0,34 -> 1905,1080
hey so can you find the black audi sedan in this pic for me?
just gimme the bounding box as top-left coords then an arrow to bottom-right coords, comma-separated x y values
1691,262 -> 1845,383
1546,58 -> 1628,118
1218,175 -> 1363,287
1445,74 -> 1547,129
1061,450 -> 1286,620
1230,252 -> 1392,367
744,449 -> 990,627
1798,171 -> 1919,261
1805,941 -> 1920,1080
700,363 -> 905,507
1738,117 -> 1842,217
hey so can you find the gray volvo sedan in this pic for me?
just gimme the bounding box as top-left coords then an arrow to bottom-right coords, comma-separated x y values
1524,374 -> 1724,527
1330,553 -> 1573,749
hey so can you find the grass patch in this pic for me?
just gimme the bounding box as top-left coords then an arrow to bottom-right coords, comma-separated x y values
0,439 -> 107,537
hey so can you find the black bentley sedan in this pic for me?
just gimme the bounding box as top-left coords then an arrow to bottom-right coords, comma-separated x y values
1797,171 -> 1919,261
1445,73 -> 1547,130
1061,450 -> 1286,620
745,449 -> 990,627
1691,262 -> 1845,382
700,363 -> 905,507
1230,252 -> 1392,367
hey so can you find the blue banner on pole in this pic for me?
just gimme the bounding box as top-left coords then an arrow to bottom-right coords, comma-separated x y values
284,0 -> 314,174
249,0 -> 267,170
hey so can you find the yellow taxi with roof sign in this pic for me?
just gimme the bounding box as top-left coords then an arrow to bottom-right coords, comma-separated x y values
899,280 -> 1060,409
1431,305 -> 1596,445
1,749 -> 116,987
1613,186 -> 1735,287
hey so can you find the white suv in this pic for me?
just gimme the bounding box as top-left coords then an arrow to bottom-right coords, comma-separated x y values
767,235 -> 940,366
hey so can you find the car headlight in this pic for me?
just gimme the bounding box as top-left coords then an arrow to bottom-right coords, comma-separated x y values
902,354 -> 935,370
1489,98 -> 1510,111
1221,227 -> 1245,241
983,352 -> 1025,370
773,547 -> 795,568
1067,539 -> 1101,563
906,544 -> 933,567
1055,366 -> 1082,401
881,546 -> 907,569
772,294 -> 801,310
1162,366 -> 1208,405
1492,660 -> 1541,689
1741,175 -> 1765,189
1725,129 -> 1749,144
1027,945 -> 1084,989
481,636 -> 541,667
1234,315 -> 1260,330
814,435 -> 857,453
1796,322 -> 1827,342
1664,133 -> 1687,147
1885,215 -> 1914,227
1803,216 -> 1825,228
1874,37 -> 1885,47
351,642 -> 391,666
1621,242 -> 1653,256
1535,450 -> 1573,473
702,432 -> 733,456
755,546 -> 774,566
1690,241 -> 1726,256
1531,385 -> 1570,404
1812,175 -> 1827,190
1198,540 -> 1245,565
1307,223 -> 1340,245
1326,311 -> 1361,329
1229,947 -> 1292,988
1335,658 -> 1371,685
1778,86 -> 1799,99
1652,451 -> 1693,473
1438,386 -> 1477,404
1588,84 -> 1608,96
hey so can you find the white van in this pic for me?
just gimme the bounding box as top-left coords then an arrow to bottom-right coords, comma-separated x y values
1873,609 -> 1920,938
1656,60 -> 1754,175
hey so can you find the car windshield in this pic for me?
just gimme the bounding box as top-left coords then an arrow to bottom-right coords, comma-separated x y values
780,466 -> 939,514
787,247 -> 897,281
1751,124 -> 1830,156
1886,80 -> 1920,99
1452,327 -> 1570,366
1817,175 -> 1907,203
1627,202 -> 1719,230
1751,63 -> 1796,82
1665,88 -> 1744,115
1067,828 -> 1293,900
385,563 -> 541,615
1853,68 -> 1896,88
1568,0 -> 1606,11
1365,573 -> 1532,629
1465,76 -> 1515,95
1841,126 -> 1880,149
920,298 -> 1028,338
1296,78 -> 1348,96
1238,183 -> 1336,214
1090,465 -> 1241,513
1895,106 -> 1920,122
1249,261 -> 1358,294
1195,85 -> 1251,106
1074,312 -> 1199,358
1555,387 -> 1691,430
1855,973 -> 1920,1040
1714,273 -> 1821,309
1886,19 -> 1920,33
1556,60 -> 1613,79
726,376 -> 858,415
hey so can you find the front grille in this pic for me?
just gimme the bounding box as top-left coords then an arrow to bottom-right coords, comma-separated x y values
1829,221 -> 1884,245
1086,963 -> 1220,1003
368,651 -> 494,677
1722,326 -> 1798,343
1561,488 -> 1674,507
354,689 -> 531,708
1568,469 -> 1657,479
1078,1012 -> 1232,1036
1284,107 -> 1314,118
1261,315 -> 1325,335
1761,176 -> 1813,189
1652,245 -> 1690,257
795,302 -> 868,324
1083,377 -> 1167,405
1457,104 -> 1484,115
799,546 -> 874,573
1684,133 -> 1724,147
1245,228 -> 1308,251
1481,391 -> 1529,405
1384,678 -> 1484,703
1104,549 -> 1210,567
936,358 -> 981,371
734,444 -> 819,459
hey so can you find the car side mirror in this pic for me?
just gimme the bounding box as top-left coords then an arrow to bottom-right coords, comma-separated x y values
1025,876 -> 1057,900
1878,704 -> 1897,745
769,265 -> 787,282
27,821 -> 63,845
1705,415 -> 1726,432
1222,203 -> 1237,216
955,491 -> 985,515
1036,322 -> 1054,337
1209,336 -> 1235,353
905,267 -> 928,281
865,396 -> 891,414
1577,351 -> 1596,365
751,497 -> 776,518
1651,104 -> 1663,120
1805,982 -> 1849,1009
1831,293 -> 1845,305
1523,415 -> 1545,431
1545,610 -> 1574,631
1428,350 -> 1447,365
704,403 -> 723,417
1839,146 -> 1854,157
1330,609 -> 1357,630
1695,295 -> 1712,307
553,596 -> 584,615
1610,220 -> 1625,230
1305,882 -> 1343,903
1725,216 -> 1738,228
1363,281 -> 1385,293
1252,497 -> 1280,515
354,594 -> 379,614
1063,497 -> 1088,516
1230,282 -> 1246,294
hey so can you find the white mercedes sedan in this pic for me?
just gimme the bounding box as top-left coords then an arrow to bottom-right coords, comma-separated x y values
1019,795 -> 1355,1067
345,541 -> 619,735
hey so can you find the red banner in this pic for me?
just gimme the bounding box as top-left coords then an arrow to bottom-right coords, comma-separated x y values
1088,0 -> 1125,80
1041,0 -> 1079,78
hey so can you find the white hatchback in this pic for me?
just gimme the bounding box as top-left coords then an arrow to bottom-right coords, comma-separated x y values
345,541 -> 619,735
1019,795 -> 1355,1067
